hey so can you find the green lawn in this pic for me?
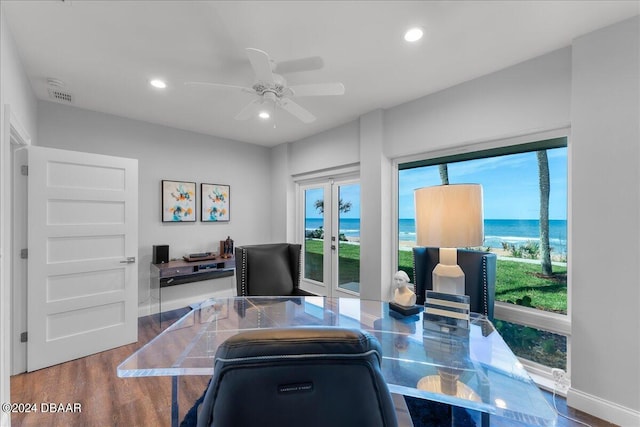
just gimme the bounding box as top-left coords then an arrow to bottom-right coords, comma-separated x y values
399,249 -> 567,313
305,239 -> 567,314
305,239 -> 568,368
304,239 -> 360,287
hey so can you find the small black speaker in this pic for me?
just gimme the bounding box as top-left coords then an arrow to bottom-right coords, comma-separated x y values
153,245 -> 169,264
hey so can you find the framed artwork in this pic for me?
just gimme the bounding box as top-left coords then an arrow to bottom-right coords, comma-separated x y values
162,180 -> 196,222
201,183 -> 230,222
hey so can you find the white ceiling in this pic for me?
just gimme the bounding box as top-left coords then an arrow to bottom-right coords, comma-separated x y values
3,1 -> 638,147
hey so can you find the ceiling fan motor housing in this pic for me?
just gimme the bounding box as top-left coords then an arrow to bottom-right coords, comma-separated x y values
253,74 -> 289,98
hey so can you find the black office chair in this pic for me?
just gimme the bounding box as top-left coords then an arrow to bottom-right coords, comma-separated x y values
235,243 -> 315,297
412,247 -> 497,321
196,327 -> 398,427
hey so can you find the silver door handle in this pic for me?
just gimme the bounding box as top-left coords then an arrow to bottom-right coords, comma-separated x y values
120,256 -> 136,264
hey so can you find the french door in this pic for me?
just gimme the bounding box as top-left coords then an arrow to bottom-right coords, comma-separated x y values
298,177 -> 360,297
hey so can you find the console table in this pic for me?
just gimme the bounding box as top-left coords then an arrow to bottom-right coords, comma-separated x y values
150,256 -> 235,318
118,296 -> 557,427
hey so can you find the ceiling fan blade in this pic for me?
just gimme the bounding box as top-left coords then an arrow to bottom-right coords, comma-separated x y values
279,98 -> 316,123
273,56 -> 324,74
245,48 -> 275,84
184,81 -> 254,94
289,83 -> 345,97
234,99 -> 263,121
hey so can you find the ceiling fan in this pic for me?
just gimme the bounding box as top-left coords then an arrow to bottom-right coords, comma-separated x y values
185,48 -> 345,124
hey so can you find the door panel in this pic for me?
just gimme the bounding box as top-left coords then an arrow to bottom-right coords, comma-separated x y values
303,186 -> 326,284
335,182 -> 360,293
27,146 -> 138,371
299,178 -> 359,297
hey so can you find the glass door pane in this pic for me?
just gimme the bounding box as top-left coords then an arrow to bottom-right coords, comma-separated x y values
336,182 -> 360,293
304,187 -> 324,283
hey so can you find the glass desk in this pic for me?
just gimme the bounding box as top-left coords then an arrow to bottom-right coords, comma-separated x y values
118,296 -> 557,426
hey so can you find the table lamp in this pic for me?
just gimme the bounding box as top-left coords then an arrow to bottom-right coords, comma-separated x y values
414,184 -> 484,296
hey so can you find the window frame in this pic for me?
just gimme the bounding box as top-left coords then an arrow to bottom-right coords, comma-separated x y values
391,127 -> 572,387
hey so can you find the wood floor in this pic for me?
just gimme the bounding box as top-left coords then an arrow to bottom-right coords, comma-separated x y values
11,309 -> 616,427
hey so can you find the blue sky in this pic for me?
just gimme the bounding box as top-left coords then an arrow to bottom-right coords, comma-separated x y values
399,147 -> 568,220
305,183 -> 361,219
306,147 -> 567,220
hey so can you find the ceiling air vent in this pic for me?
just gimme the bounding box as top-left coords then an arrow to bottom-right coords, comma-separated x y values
47,88 -> 73,104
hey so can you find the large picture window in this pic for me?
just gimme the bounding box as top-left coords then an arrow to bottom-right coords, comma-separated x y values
397,137 -> 569,371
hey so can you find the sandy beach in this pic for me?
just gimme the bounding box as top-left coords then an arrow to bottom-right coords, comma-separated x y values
345,236 -> 565,263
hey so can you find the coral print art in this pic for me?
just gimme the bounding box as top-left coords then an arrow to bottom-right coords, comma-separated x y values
201,184 -> 230,222
162,180 -> 196,222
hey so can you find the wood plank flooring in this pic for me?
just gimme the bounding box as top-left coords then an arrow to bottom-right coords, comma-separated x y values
10,309 -> 616,427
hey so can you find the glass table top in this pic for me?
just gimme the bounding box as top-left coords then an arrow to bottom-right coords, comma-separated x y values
118,296 -> 557,426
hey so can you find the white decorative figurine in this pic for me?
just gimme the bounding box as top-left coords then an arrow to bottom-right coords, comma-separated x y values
392,270 -> 416,307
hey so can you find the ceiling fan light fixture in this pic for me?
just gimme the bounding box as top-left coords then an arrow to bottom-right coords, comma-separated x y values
149,79 -> 167,89
404,27 -> 424,42
258,111 -> 270,119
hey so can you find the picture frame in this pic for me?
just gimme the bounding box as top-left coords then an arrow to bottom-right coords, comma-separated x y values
162,180 -> 196,222
201,183 -> 230,222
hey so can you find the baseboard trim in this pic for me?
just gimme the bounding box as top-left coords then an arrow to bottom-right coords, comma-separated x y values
567,387 -> 640,426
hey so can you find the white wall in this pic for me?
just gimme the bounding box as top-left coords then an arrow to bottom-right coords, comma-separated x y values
270,143 -> 295,242
270,120 -> 360,244
0,6 -> 38,426
569,16 -> 639,425
383,47 -> 571,157
288,120 -> 359,175
359,110 -> 392,300
0,9 -> 38,139
36,101 -> 273,314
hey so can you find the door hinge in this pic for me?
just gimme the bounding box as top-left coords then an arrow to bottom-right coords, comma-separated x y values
21,165 -> 28,176
20,332 -> 28,343
20,248 -> 28,259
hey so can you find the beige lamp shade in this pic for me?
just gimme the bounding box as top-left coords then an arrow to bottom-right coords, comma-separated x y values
414,184 -> 484,248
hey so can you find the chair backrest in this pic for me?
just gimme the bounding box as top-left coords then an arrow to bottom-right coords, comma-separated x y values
413,247 -> 497,321
196,327 -> 398,427
235,243 -> 303,296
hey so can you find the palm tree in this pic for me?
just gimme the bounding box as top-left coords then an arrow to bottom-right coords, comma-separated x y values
537,150 -> 553,276
438,164 -> 449,185
313,198 -> 352,214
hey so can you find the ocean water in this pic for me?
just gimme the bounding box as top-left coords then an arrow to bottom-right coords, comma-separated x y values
306,218 -> 568,255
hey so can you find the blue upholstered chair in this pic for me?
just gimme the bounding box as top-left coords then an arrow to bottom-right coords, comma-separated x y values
412,247 -> 497,321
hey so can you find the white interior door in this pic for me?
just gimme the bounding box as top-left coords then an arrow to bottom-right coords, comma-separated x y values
27,146 -> 138,371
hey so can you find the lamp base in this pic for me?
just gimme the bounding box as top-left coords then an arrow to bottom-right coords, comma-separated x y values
416,374 -> 481,402
432,248 -> 465,295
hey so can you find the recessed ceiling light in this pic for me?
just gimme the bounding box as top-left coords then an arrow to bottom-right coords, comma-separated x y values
150,79 -> 167,89
258,111 -> 270,119
404,27 -> 424,42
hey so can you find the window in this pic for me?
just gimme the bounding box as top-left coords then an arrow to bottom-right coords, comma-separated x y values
299,176 -> 361,297
397,137 -> 569,372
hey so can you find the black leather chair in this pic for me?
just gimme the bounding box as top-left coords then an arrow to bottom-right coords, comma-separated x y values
235,243 -> 315,296
196,327 -> 398,427
412,247 -> 497,321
